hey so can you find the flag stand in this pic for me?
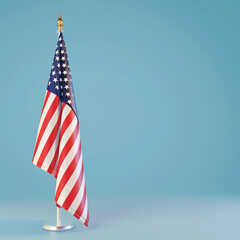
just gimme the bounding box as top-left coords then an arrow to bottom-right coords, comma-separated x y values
42,13 -> 74,232
43,206 -> 74,231
37,13 -> 87,231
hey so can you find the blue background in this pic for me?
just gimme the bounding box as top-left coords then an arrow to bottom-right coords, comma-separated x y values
0,0 -> 240,239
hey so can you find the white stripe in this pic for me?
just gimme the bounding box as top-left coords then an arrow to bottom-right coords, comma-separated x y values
56,132 -> 81,189
68,167 -> 85,213
57,151 -> 83,206
33,103 -> 60,165
36,92 -> 56,138
50,105 -> 72,176
58,115 -> 78,154
41,125 -> 61,171
81,198 -> 88,221
60,104 -> 72,126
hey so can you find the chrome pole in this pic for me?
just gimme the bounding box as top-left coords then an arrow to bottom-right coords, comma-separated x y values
56,206 -> 61,227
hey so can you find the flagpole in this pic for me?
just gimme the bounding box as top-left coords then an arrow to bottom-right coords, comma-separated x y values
42,13 -> 74,231
57,207 -> 61,227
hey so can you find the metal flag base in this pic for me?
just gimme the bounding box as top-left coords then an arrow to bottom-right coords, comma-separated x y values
43,206 -> 74,232
43,224 -> 74,231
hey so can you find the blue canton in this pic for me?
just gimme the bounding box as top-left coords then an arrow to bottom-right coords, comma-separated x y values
47,31 -> 77,116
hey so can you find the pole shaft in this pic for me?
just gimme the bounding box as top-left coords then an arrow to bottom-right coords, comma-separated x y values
57,207 -> 61,227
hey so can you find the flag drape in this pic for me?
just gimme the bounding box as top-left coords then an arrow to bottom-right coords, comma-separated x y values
32,31 -> 89,227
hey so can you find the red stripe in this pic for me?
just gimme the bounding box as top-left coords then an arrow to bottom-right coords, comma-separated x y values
47,105 -> 66,176
40,91 -> 51,118
85,209 -> 89,227
36,106 -> 61,168
61,154 -> 83,210
59,104 -> 76,142
56,122 -> 79,178
32,95 -> 59,162
74,184 -> 87,220
47,145 -> 60,177
32,91 -> 51,160
48,103 -> 74,176
55,124 -> 80,201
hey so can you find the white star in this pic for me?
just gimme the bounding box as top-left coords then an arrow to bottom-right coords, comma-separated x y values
59,37 -> 62,41
57,63 -> 60,68
52,71 -> 56,76
61,50 -> 64,54
56,56 -> 59,61
61,57 -> 65,61
66,92 -> 70,97
67,100 -> 71,104
53,78 -> 58,83
60,85 -> 63,89
55,85 -> 59,90
62,63 -> 66,68
52,65 -> 54,69
61,92 -> 63,96
59,78 -> 62,82
56,50 -> 59,54
48,81 -> 51,85
63,71 -> 67,75
64,78 -> 68,82
58,71 -> 61,74
65,85 -> 69,90
60,43 -> 63,47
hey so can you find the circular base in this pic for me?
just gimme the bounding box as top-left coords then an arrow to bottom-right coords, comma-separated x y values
43,224 -> 74,231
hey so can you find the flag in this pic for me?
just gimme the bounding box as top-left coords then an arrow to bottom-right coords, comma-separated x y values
32,31 -> 89,227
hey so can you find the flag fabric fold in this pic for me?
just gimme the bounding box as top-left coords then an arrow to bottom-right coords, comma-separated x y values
32,31 -> 89,227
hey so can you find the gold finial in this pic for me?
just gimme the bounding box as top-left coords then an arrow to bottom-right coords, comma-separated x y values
57,12 -> 63,31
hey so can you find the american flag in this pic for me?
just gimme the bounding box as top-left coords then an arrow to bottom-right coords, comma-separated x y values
32,31 -> 89,227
